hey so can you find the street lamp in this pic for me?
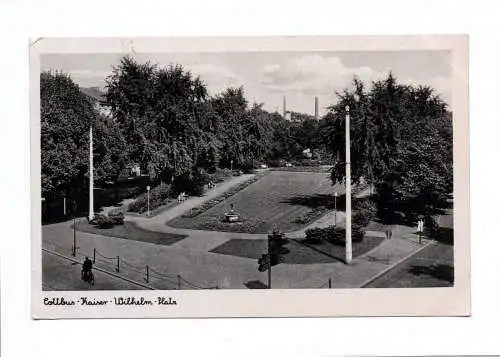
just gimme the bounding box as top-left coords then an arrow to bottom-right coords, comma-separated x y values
146,185 -> 151,216
230,159 -> 233,172
334,192 -> 338,227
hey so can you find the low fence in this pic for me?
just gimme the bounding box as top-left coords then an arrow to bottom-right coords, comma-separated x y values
48,242 -> 219,290
89,247 -> 219,289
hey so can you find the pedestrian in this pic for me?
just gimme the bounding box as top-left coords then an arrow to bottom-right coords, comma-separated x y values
417,217 -> 424,244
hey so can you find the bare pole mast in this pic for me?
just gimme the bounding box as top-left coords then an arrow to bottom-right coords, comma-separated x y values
89,125 -> 94,221
345,105 -> 352,264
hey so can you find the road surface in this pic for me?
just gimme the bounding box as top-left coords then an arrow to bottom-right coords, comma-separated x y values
363,242 -> 453,288
42,249 -> 146,291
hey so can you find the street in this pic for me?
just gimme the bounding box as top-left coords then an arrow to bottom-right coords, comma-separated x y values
363,242 -> 453,288
42,249 -> 145,291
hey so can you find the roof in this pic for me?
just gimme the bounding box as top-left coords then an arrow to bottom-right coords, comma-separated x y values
80,87 -> 106,102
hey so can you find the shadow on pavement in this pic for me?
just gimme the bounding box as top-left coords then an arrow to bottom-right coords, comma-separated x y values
408,263 -> 454,284
435,227 -> 454,245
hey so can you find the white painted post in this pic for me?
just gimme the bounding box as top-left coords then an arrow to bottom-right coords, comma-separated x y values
345,105 -> 352,264
334,191 -> 338,227
89,126 -> 94,221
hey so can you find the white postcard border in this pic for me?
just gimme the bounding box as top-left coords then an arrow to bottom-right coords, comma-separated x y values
31,35 -> 469,319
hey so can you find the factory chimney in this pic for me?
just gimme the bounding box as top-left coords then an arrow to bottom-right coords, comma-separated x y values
314,97 -> 319,119
283,96 -> 287,117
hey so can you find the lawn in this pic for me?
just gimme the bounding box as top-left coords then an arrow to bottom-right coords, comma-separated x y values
210,235 -> 384,265
168,171 -> 343,233
75,220 -> 188,246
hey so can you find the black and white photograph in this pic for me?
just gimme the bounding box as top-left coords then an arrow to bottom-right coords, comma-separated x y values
31,36 -> 469,318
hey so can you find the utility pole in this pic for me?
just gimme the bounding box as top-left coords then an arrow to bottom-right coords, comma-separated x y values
345,105 -> 352,264
89,125 -> 94,221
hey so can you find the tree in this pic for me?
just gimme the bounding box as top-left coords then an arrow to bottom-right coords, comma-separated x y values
104,56 -> 217,182
210,87 -> 274,168
321,76 -> 380,186
266,112 -> 295,160
321,73 -> 452,223
41,71 -> 127,199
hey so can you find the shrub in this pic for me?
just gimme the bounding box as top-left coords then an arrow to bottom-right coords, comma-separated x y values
172,168 -> 210,196
423,215 -> 439,239
305,226 -> 336,243
304,226 -> 365,244
91,213 -> 124,228
128,182 -> 171,214
353,199 -> 377,228
210,168 -> 232,183
108,206 -> 126,216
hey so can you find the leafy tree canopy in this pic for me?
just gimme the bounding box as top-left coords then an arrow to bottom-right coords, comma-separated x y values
321,73 -> 452,223
41,71 -> 127,197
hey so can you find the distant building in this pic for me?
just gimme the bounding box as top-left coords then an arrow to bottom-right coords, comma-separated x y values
81,86 -> 112,118
314,97 -> 319,119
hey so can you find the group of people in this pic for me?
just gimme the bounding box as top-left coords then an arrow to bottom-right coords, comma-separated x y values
177,192 -> 187,202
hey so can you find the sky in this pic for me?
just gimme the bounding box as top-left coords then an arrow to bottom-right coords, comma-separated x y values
41,50 -> 451,116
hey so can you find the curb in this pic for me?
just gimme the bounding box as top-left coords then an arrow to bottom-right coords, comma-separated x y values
357,239 -> 436,288
42,248 -> 155,290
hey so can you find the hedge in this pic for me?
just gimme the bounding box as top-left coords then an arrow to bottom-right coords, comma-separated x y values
90,212 -> 124,228
305,226 -> 365,244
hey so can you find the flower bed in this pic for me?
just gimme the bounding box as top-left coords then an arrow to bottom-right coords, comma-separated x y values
181,215 -> 267,233
293,206 -> 330,224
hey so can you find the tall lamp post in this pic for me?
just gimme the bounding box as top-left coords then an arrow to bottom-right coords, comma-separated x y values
345,105 -> 352,264
88,125 -> 95,221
